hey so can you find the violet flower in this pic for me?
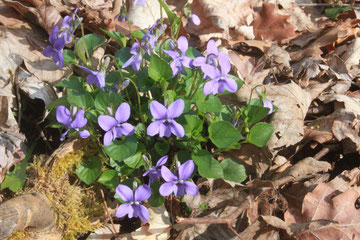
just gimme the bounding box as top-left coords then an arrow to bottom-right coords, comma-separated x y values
143,155 -> 168,183
58,8 -> 80,42
159,160 -> 198,197
147,99 -> 185,138
192,39 -> 218,68
56,105 -> 90,141
79,66 -> 106,88
189,14 -> 201,26
122,42 -> 144,71
263,99 -> 273,114
133,0 -> 146,6
116,184 -> 151,222
98,102 -> 134,146
202,52 -> 238,95
163,36 -> 192,76
43,25 -> 66,68
123,20 -> 164,71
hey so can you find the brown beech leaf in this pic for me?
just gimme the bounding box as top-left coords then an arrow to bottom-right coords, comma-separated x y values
252,3 -> 297,42
285,183 -> 360,240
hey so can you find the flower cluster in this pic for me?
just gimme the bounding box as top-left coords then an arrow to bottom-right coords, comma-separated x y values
56,106 -> 90,141
117,158 -> 197,222
43,10 -> 81,68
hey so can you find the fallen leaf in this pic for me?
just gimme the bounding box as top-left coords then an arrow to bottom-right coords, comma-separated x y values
285,183 -> 360,240
252,3 -> 297,42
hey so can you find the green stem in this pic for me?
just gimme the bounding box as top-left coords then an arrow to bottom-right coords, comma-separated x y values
187,69 -> 198,98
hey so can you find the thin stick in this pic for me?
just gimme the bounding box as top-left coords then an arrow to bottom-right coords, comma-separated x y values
100,189 -> 119,235
227,222 -> 244,240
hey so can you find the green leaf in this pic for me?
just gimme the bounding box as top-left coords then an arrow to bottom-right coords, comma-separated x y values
63,49 -> 77,65
246,105 -> 270,123
325,6 -> 351,20
56,76 -> 83,90
158,0 -> 181,37
155,142 -> 170,156
221,158 -> 247,183
98,170 -> 119,189
104,136 -> 138,162
124,152 -> 144,168
195,93 -> 222,113
137,69 -> 154,92
148,54 -> 173,81
148,182 -> 165,207
185,47 -> 202,59
76,34 -> 106,62
192,150 -> 223,178
76,156 -> 102,185
101,28 -> 127,47
209,121 -> 242,148
115,47 -> 132,67
1,160 -> 28,192
178,114 -> 203,137
67,89 -> 94,108
94,91 -> 122,112
131,30 -> 146,39
247,122 -> 274,147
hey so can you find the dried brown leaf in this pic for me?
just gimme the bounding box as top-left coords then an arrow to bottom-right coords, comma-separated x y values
252,3 -> 297,42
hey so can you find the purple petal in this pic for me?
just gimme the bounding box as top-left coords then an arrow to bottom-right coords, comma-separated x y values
86,74 -> 98,86
146,120 -> 162,136
78,129 -> 90,138
181,56 -> 192,68
132,54 -> 143,71
43,45 -> 54,58
206,40 -> 218,56
116,184 -> 134,202
60,129 -> 69,141
122,55 -> 136,69
117,123 -> 134,136
98,115 -> 117,131
103,130 -> 114,146
139,0 -> 146,6
54,37 -> 65,51
150,101 -> 167,119
170,61 -> 179,76
263,99 -> 273,114
160,166 -> 177,181
163,49 -> 180,60
223,77 -> 238,93
116,203 -> 131,218
159,123 -> 171,137
175,184 -> 185,197
55,51 -> 64,68
159,182 -> 176,196
201,64 -> 219,79
217,82 -> 225,94
167,99 -> 184,119
192,56 -> 206,67
61,16 -> 72,29
178,160 -> 194,180
49,25 -> 59,45
142,169 -> 152,177
156,155 -> 168,167
127,205 -> 135,218
136,204 -> 149,222
78,66 -> 96,74
56,105 -> 72,126
95,72 -> 105,88
134,184 -> 151,202
218,52 -> 231,75
203,79 -> 219,96
115,102 -> 131,123
184,181 -> 198,196
130,42 -> 140,54
177,36 -> 188,55
170,120 -> 185,138
190,14 -> 201,26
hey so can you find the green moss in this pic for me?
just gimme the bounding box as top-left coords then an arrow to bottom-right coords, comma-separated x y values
26,138 -> 104,239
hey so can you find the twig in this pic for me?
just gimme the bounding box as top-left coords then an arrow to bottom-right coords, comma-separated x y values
100,189 -> 119,236
227,222 -> 245,240
313,144 -> 341,160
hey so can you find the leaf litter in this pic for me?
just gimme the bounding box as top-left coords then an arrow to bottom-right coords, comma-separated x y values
1,0 -> 360,239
